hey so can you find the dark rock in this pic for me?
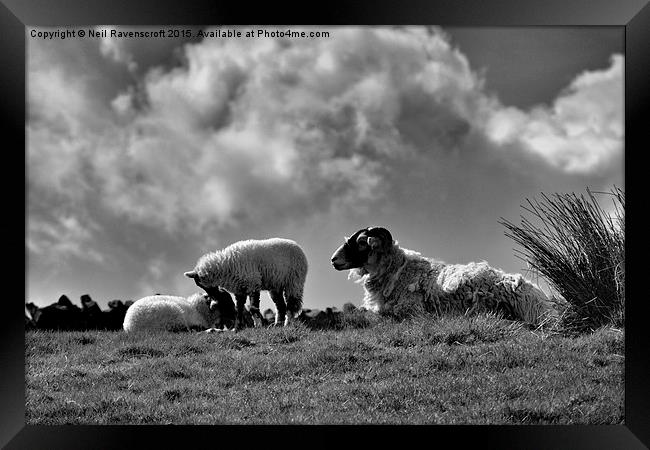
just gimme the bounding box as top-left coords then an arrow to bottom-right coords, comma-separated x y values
302,309 -> 321,319
57,295 -> 75,308
25,314 -> 36,330
103,299 -> 129,330
80,294 -> 93,307
107,299 -> 124,310
25,302 -> 39,320
28,299 -> 84,330
80,294 -> 104,329
298,306 -> 344,330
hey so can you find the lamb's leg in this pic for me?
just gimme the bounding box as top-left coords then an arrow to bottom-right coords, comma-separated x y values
269,289 -> 286,327
284,291 -> 303,327
234,293 -> 247,330
204,327 -> 224,333
248,291 -> 264,328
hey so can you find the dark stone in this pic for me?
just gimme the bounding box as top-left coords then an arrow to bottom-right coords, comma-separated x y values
25,314 -> 36,330
25,302 -> 39,320
297,306 -> 343,330
80,294 -> 104,329
302,309 -> 321,319
57,295 -> 74,308
107,299 -> 124,310
103,299 -> 129,330
80,294 -> 94,307
28,299 -> 84,331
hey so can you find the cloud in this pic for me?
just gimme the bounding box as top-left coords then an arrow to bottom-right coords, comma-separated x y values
28,213 -> 106,265
98,27 -> 138,72
484,54 -> 623,174
27,26 -> 623,276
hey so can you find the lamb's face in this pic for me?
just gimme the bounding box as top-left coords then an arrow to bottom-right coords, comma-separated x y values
184,268 -> 214,290
330,226 -> 393,270
205,288 -> 236,328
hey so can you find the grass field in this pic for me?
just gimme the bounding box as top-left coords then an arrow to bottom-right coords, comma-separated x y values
25,312 -> 624,425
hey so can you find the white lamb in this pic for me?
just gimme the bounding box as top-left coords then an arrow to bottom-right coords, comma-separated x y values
122,292 -> 233,333
185,238 -> 308,329
330,226 -> 558,326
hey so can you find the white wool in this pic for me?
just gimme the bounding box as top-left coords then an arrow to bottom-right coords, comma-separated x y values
355,245 -> 557,325
123,293 -> 216,332
191,238 -> 308,298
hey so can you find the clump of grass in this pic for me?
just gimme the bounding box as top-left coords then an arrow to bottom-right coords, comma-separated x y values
375,312 -> 523,348
299,307 -> 378,331
265,322 -> 309,344
213,334 -> 256,350
500,186 -> 624,333
341,308 -> 377,329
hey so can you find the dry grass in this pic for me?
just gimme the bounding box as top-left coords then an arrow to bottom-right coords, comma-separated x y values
500,186 -> 624,333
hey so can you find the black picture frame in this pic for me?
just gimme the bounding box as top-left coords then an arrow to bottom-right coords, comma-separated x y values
3,0 -> 647,448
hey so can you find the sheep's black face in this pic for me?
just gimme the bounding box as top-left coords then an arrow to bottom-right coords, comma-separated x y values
330,226 -> 393,270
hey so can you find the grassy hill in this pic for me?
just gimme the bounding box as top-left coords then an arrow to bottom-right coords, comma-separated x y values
25,312 -> 623,424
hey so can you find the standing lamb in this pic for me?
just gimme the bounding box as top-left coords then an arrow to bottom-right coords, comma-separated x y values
185,238 -> 308,329
330,226 -> 557,326
123,290 -> 235,333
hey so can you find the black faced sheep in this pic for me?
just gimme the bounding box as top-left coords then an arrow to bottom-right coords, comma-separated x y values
185,238 -> 308,329
330,226 -> 558,326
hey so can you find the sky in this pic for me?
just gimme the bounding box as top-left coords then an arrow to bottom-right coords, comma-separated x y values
26,26 -> 624,313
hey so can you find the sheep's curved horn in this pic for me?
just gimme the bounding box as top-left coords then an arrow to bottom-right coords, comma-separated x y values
367,236 -> 380,250
371,227 -> 392,241
367,227 -> 393,248
184,271 -> 198,279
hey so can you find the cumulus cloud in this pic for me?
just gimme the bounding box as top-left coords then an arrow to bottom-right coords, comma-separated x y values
27,26 -> 623,276
30,28 -> 476,233
28,213 -> 106,265
484,54 -> 623,173
97,27 -> 138,72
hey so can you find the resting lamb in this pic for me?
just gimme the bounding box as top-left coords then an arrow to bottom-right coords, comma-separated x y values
123,290 -> 234,332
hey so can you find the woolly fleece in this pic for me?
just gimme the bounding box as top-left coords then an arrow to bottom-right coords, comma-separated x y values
189,238 -> 308,299
123,293 -> 219,332
350,246 -> 558,325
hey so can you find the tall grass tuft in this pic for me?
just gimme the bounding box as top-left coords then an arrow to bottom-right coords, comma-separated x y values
499,187 -> 624,333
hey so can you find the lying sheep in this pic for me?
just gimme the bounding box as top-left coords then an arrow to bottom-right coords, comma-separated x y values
185,238 -> 308,329
330,226 -> 557,326
123,290 -> 235,333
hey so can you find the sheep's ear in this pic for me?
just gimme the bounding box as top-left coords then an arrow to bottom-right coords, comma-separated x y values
184,271 -> 198,279
356,234 -> 368,245
209,299 -> 219,311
